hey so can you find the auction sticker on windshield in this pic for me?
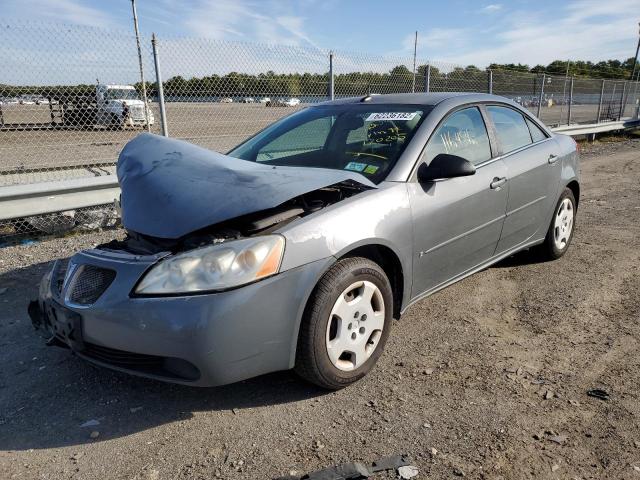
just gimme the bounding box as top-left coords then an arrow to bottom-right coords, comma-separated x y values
345,161 -> 367,172
366,112 -> 418,121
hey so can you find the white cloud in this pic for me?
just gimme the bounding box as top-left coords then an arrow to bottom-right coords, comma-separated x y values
481,4 -> 503,12
398,0 -> 640,68
422,28 -> 468,48
2,0 -> 115,28
180,0 -> 319,49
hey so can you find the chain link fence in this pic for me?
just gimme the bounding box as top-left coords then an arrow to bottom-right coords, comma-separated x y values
1,21 -> 640,241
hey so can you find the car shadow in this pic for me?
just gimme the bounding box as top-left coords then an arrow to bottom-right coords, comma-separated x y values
491,246 -> 551,269
0,259 -> 328,451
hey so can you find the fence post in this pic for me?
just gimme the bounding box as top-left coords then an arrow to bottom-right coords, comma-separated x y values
131,0 -> 150,133
151,34 -> 169,137
618,81 -> 627,119
488,69 -> 493,94
537,73 -> 545,118
635,79 -> 640,119
567,76 -> 574,125
328,51 -> 335,101
424,64 -> 431,93
596,79 -> 605,123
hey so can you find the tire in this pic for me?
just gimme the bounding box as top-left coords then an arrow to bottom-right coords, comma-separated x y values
295,257 -> 393,390
540,187 -> 577,260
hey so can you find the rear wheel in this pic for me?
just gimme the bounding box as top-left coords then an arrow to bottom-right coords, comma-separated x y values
540,187 -> 576,259
295,257 -> 393,390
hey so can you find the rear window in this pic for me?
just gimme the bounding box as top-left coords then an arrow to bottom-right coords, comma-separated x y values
487,105 -> 532,154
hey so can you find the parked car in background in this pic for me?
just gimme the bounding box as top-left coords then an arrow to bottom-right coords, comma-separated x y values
240,97 -> 255,103
266,97 -> 301,107
29,92 -> 579,390
219,97 -> 234,103
19,95 -> 36,105
259,96 -> 271,103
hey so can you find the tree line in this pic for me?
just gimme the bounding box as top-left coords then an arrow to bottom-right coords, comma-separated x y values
1,58 -> 638,100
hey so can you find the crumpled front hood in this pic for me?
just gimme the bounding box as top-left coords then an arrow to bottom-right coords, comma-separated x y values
117,133 -> 375,239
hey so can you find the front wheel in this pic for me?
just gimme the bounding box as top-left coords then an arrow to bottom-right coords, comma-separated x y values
295,257 -> 393,390
540,187 -> 576,259
109,114 -> 124,131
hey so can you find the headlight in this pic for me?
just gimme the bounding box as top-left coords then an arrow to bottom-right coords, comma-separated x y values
135,235 -> 285,294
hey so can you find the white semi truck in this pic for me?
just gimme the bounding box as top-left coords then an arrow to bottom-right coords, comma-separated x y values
55,84 -> 154,129
1,84 -> 154,131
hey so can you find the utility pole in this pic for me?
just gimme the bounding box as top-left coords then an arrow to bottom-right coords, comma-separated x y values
131,0 -> 150,132
412,31 -> 418,93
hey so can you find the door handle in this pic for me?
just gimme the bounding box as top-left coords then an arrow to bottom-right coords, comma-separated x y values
548,154 -> 559,164
490,177 -> 507,189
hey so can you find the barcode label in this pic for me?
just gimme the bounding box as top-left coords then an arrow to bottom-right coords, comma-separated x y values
365,112 -> 417,121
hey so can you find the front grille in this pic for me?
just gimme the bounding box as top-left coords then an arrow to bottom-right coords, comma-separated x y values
68,265 -> 116,305
129,105 -> 145,119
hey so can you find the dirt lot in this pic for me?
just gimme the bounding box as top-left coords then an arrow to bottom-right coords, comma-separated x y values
0,137 -> 639,479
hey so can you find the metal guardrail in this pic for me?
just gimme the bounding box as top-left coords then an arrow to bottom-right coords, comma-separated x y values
551,118 -> 640,136
1,119 -> 637,228
0,176 -> 119,222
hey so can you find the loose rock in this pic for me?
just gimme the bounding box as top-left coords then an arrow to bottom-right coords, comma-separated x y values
548,435 -> 567,445
397,465 -> 419,479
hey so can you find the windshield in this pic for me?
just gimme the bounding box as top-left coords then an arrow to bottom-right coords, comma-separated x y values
228,104 -> 430,183
105,88 -> 140,100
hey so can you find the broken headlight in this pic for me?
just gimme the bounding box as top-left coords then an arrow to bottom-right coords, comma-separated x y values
135,235 -> 285,294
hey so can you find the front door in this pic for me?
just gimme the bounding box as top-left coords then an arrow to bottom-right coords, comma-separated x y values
408,106 -> 508,299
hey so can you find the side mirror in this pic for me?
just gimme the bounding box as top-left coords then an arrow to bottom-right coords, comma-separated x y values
417,153 -> 476,182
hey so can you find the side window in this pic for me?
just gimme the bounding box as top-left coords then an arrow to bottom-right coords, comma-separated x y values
256,117 -> 332,162
486,106 -> 532,153
526,117 -> 548,142
422,107 -> 491,166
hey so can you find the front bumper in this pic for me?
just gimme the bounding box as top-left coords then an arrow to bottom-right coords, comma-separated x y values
30,248 -> 331,387
125,117 -> 153,127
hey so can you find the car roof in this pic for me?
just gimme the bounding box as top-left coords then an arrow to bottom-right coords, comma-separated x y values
316,92 -> 509,107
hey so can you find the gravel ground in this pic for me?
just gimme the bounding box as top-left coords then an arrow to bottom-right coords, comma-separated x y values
0,137 -> 639,479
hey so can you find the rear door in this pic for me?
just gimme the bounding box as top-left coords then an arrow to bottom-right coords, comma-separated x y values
408,106 -> 508,298
485,105 -> 561,254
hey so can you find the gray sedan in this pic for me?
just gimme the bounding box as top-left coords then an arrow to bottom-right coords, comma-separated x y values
29,93 -> 579,389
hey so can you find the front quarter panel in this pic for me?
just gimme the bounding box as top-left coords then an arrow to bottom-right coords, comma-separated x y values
277,182 -> 413,307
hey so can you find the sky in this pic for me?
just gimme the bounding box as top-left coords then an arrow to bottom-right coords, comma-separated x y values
1,0 -> 639,85
3,0 -> 639,65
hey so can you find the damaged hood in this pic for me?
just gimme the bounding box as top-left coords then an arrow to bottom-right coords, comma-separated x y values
117,133 -> 376,239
